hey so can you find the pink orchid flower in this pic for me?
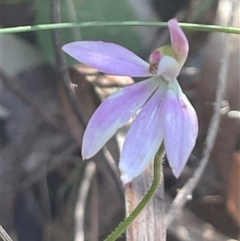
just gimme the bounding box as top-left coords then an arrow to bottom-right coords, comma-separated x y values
62,18 -> 198,184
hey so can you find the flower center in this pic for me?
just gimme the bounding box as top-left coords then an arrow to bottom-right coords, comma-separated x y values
148,45 -> 177,76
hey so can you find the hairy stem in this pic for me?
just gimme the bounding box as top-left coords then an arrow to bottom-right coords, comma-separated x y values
104,145 -> 165,241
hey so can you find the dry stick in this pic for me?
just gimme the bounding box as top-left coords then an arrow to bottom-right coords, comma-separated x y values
0,226 -> 13,241
102,146 -> 125,201
89,172 -> 99,241
166,0 -> 235,228
74,162 -> 96,241
50,0 -> 87,128
0,67 -> 61,130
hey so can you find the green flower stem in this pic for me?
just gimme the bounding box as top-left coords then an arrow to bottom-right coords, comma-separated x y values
104,145 -> 165,241
0,21 -> 240,35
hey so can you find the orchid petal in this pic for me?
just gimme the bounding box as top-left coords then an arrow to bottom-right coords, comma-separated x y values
119,80 -> 168,184
163,80 -> 198,178
62,41 -> 151,77
168,19 -> 189,67
157,56 -> 180,80
82,78 -> 160,159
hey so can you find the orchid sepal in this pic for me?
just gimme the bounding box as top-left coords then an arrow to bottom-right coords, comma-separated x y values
163,79 -> 198,177
62,41 -> 151,77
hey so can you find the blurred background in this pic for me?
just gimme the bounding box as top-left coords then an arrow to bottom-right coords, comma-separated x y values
0,0 -> 239,240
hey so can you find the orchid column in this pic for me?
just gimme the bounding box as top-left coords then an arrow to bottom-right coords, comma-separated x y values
63,19 -> 198,240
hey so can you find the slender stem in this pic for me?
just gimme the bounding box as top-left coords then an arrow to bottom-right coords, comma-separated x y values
0,21 -> 240,35
104,145 -> 165,241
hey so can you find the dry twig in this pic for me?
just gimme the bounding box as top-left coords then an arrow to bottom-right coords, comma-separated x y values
50,0 -> 87,128
0,226 -> 13,241
74,162 -> 97,241
166,0 -> 236,227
